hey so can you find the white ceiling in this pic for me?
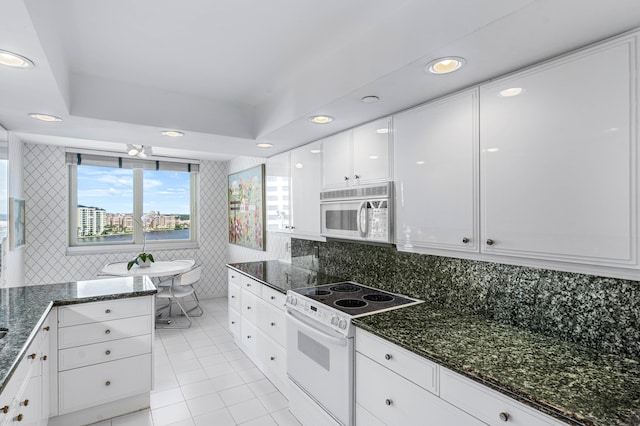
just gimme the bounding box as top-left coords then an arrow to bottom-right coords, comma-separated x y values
1,0 -> 640,161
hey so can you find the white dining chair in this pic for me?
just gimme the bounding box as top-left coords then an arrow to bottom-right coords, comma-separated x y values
155,265 -> 204,328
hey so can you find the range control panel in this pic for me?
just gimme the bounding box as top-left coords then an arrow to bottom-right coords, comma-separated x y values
285,292 -> 352,337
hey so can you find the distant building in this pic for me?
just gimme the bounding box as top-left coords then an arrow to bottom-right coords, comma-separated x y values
77,205 -> 106,237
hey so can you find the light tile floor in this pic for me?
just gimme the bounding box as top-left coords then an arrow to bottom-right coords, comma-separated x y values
93,298 -> 301,426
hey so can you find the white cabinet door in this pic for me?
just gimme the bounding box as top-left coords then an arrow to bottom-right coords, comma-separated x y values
480,36 -> 637,267
265,152 -> 291,232
394,89 -> 479,252
321,130 -> 353,188
290,141 -> 322,236
352,117 -> 392,185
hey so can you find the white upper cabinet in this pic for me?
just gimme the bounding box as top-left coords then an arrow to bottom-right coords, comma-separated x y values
394,88 -> 479,252
290,141 -> 322,237
480,35 -> 637,268
265,152 -> 291,232
321,117 -> 392,188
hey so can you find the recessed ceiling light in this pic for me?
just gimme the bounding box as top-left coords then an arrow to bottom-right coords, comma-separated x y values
416,161 -> 425,165
28,113 -> 62,122
161,130 -> 184,137
361,95 -> 380,103
0,49 -> 34,68
256,143 -> 273,148
295,163 -> 304,169
486,148 -> 500,152
310,149 -> 322,154
369,155 -> 379,160
425,57 -> 465,74
309,115 -> 334,124
499,87 -> 524,97
376,128 -> 389,134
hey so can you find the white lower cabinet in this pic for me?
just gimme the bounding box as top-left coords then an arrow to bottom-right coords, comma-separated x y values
355,328 -> 566,426
440,369 -> 564,426
50,296 -> 154,426
227,268 -> 288,398
0,314 -> 51,426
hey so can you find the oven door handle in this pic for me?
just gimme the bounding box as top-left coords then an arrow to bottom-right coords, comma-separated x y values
286,309 -> 348,347
358,201 -> 368,238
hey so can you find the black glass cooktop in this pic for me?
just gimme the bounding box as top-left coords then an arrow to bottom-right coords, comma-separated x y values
292,282 -> 420,317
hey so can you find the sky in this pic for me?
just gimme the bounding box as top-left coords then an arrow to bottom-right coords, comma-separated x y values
77,166 -> 190,214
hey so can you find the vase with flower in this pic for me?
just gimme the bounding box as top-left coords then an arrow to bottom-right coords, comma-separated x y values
127,211 -> 157,270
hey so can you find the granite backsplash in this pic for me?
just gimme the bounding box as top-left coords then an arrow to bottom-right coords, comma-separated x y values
291,238 -> 640,362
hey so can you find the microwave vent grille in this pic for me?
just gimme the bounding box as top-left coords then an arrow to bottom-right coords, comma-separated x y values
320,183 -> 391,200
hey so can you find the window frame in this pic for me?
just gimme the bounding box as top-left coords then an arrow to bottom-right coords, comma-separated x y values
67,150 -> 199,255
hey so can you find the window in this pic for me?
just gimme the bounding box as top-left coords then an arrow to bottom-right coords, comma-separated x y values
67,152 -> 199,250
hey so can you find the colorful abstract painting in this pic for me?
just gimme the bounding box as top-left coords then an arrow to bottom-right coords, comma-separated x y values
228,164 -> 265,251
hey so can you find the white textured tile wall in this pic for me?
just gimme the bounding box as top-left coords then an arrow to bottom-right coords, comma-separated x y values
3,134 -> 25,287
22,143 -> 230,298
227,156 -> 291,264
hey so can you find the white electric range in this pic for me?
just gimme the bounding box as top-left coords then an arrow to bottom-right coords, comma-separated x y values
285,282 -> 422,426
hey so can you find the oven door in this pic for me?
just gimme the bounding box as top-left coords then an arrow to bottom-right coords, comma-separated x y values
286,308 -> 353,426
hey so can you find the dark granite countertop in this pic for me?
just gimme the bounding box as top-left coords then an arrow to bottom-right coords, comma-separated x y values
0,276 -> 156,395
226,261 -> 344,293
353,303 -> 640,426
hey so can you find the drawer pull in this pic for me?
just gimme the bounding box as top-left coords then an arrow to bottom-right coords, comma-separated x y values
247,335 -> 252,339
246,283 -> 251,287
105,309 -> 112,314
247,306 -> 251,310
270,296 -> 276,300
384,353 -> 392,360
2,405 -> 8,414
28,353 -> 36,360
43,326 -> 50,331
385,399 -> 393,406
105,329 -> 111,335
105,381 -> 111,386
231,321 -> 235,324
41,355 -> 47,361
270,356 -> 275,361
486,239 -> 495,246
231,295 -> 236,299
499,412 -> 510,422
16,413 -> 23,421
270,322 -> 276,327
105,350 -> 111,355
21,400 -> 28,407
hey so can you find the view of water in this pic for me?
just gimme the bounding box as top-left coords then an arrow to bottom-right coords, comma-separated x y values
79,229 -> 190,243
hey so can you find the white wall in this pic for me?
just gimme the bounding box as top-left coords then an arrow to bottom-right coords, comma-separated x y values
227,156 -> 291,264
3,134 -> 25,287
20,143 -> 230,298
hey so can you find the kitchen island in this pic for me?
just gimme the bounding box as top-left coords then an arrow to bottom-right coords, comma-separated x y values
0,276 -> 156,425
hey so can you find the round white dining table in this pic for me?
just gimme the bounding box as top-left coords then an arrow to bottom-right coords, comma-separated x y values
100,259 -> 195,278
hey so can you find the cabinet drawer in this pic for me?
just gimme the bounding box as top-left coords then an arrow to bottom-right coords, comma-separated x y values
59,353 -> 151,414
240,320 -> 258,356
58,315 -> 152,349
58,297 -> 152,327
356,353 -> 484,426
241,291 -> 259,324
262,285 -> 286,310
356,328 -> 438,395
228,308 -> 241,342
239,276 -> 262,297
440,368 -> 564,426
228,281 -> 242,312
59,334 -> 152,371
228,269 -> 242,286
256,300 -> 286,346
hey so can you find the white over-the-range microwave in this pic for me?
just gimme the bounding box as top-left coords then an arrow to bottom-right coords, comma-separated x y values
320,182 -> 393,244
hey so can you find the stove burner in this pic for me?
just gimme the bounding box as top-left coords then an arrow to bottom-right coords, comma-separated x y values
300,288 -> 332,296
334,299 -> 367,308
363,294 -> 394,302
330,284 -> 362,293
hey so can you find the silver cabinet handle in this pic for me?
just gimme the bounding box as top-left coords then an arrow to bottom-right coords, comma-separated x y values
105,309 -> 111,314
499,412 -> 510,422
354,174 -> 360,180
105,350 -> 111,355
105,329 -> 111,335
462,237 -> 470,244
344,176 -> 349,181
385,399 -> 393,406
486,239 -> 495,246
384,354 -> 392,360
